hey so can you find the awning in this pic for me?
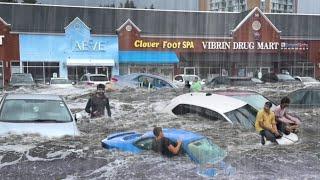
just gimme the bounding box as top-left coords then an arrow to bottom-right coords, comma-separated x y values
66,59 -> 115,66
119,51 -> 179,64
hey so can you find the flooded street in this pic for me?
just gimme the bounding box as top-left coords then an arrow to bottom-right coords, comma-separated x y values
0,85 -> 319,179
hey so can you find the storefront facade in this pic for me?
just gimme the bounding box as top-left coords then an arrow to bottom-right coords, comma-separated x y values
118,8 -> 320,80
0,17 -> 20,87
19,17 -> 118,83
0,3 -> 320,82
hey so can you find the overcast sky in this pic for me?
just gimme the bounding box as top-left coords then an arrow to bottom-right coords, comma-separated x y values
34,0 -> 199,10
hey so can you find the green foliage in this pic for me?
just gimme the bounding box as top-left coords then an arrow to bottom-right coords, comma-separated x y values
22,0 -> 37,3
0,0 -> 18,2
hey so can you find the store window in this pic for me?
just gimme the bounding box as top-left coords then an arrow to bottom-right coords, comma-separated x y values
23,61 -> 60,84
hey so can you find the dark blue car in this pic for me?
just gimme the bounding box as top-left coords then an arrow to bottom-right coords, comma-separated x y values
101,129 -> 235,176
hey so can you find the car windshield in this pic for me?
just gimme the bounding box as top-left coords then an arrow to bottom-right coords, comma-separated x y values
0,99 -> 72,122
90,75 -> 108,81
230,94 -> 276,110
10,74 -> 34,84
188,138 -> 226,164
277,74 -> 295,81
51,79 -> 72,84
300,77 -> 318,82
224,104 -> 257,129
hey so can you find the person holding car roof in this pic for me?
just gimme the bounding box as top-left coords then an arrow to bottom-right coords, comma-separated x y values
152,127 -> 182,157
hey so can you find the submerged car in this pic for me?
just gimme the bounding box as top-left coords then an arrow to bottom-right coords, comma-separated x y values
261,73 -> 299,83
79,73 -> 109,86
102,128 -> 233,176
206,76 -> 263,87
111,73 -> 178,90
0,94 -> 80,138
287,87 -> 320,107
293,76 -> 320,86
211,90 -> 277,111
173,74 -> 205,87
162,93 -> 257,129
49,78 -> 75,88
9,73 -> 36,88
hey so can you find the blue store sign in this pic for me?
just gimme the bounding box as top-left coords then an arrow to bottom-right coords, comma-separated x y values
19,17 -> 119,78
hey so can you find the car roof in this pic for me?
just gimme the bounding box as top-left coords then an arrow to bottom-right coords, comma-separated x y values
175,74 -> 199,77
143,128 -> 204,143
86,74 -> 106,76
170,93 -> 247,113
5,94 -> 63,100
212,90 -> 259,96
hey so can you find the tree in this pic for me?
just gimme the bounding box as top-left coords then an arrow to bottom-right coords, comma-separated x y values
150,4 -> 154,9
119,3 -> 123,8
22,0 -> 37,3
0,0 -> 18,2
124,0 -> 136,8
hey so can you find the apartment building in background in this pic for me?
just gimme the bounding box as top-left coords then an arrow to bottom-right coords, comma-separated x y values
209,0 -> 296,13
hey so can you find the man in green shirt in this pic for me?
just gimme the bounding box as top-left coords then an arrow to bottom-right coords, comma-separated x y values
255,101 -> 281,145
191,77 -> 202,92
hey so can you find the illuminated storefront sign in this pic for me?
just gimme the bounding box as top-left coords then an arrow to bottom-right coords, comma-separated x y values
0,35 -> 4,45
134,40 -> 194,49
73,40 -> 106,51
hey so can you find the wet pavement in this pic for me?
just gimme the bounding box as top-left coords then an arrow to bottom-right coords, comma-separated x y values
0,84 -> 319,179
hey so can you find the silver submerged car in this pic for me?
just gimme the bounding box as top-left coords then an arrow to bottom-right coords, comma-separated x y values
0,94 -> 80,138
112,73 -> 178,89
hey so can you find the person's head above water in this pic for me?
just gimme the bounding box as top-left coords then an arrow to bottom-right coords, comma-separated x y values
97,84 -> 105,94
153,127 -> 163,138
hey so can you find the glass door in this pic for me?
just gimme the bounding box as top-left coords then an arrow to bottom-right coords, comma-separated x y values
184,67 -> 196,75
0,61 -> 3,88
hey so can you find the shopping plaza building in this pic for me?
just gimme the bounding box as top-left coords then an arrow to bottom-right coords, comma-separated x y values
0,3 -> 320,87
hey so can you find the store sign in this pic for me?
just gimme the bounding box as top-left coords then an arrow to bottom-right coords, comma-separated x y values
134,40 -> 194,49
202,41 -> 280,50
0,35 -> 4,46
280,42 -> 308,50
73,40 -> 106,51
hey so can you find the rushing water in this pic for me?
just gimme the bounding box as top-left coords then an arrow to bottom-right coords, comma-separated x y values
0,85 -> 319,179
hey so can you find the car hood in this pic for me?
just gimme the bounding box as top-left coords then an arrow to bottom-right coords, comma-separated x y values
101,132 -> 143,153
0,121 -> 80,138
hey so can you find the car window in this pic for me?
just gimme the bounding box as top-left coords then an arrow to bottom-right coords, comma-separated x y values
310,90 -> 320,105
10,74 -> 34,84
90,76 -> 108,81
0,99 -> 72,122
231,94 -> 276,110
80,76 -> 87,81
172,104 -> 225,121
224,104 -> 257,129
134,137 -> 154,150
277,74 -> 295,81
187,138 -> 226,164
174,76 -> 183,81
153,79 -> 172,88
289,90 -> 308,105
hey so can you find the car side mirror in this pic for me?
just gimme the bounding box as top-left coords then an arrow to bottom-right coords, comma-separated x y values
74,113 -> 82,122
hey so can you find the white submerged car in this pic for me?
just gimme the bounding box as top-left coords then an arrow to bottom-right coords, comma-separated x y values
162,92 -> 257,129
0,94 -> 80,138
